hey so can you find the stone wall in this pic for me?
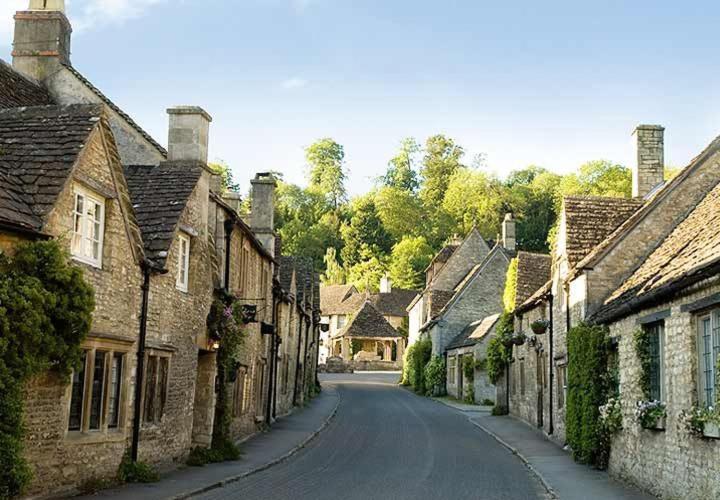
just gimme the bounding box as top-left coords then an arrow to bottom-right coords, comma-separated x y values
607,278 -> 720,499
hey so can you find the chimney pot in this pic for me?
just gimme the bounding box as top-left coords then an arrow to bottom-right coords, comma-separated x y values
502,213 -> 516,251
250,172 -> 277,255
167,106 -> 212,163
633,124 -> 665,199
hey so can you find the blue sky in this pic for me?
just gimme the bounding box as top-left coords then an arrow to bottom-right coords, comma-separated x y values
3,0 -> 720,195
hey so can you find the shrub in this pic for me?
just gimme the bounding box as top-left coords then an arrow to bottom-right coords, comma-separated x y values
566,323 -> 612,469
482,398 -> 495,406
491,405 -> 508,416
117,453 -> 159,484
402,337 -> 432,394
424,356 -> 446,396
463,385 -> 475,404
462,355 -> 475,381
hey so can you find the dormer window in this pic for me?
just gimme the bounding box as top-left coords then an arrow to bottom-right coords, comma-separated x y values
71,186 -> 105,268
176,233 -> 190,292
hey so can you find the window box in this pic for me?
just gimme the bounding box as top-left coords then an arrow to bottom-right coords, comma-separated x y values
645,416 -> 666,431
703,421 -> 720,439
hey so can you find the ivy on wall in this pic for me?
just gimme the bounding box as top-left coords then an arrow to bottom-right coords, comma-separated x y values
486,311 -> 514,384
0,241 -> 95,497
502,258 -> 518,313
566,322 -> 613,469
633,328 -> 652,398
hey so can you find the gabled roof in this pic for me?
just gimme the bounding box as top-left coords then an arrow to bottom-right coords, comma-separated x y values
61,64 -> 167,158
516,280 -> 551,314
515,252 -> 551,309
0,104 -> 102,233
0,60 -> 53,108
320,284 -> 358,315
334,301 -> 401,339
447,313 -> 501,351
424,243 -> 459,272
593,179 -> 720,323
562,196 -> 643,268
369,288 -> 418,317
124,161 -> 203,267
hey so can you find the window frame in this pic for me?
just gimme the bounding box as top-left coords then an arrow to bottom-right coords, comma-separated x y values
232,365 -> 249,417
697,310 -> 720,407
71,185 -> 106,269
176,233 -> 190,292
643,321 -> 665,402
141,351 -> 172,426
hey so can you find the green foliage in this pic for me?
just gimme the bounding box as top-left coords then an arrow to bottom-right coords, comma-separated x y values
481,399 -> 495,406
633,328 -> 652,398
0,241 -> 95,497
486,312 -> 514,384
420,134 -> 465,208
388,236 -> 434,290
375,186 -> 425,241
503,258 -> 518,312
208,161 -> 240,193
464,385 -> 475,405
341,194 -> 393,268
382,138 -> 421,192
402,337 -> 432,394
566,323 -> 613,469
346,255 -> 388,293
462,355 -> 475,381
491,405 -> 508,416
443,167 -> 503,237
321,247 -> 345,285
306,138 -> 347,209
117,453 -> 159,483
424,356 -> 446,397
557,160 -> 632,200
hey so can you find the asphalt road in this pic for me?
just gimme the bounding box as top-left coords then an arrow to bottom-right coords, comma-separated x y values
196,372 -> 545,500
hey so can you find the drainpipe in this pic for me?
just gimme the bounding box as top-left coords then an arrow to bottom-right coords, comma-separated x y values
565,283 -> 571,333
301,315 -> 311,397
266,288 -> 279,424
292,311 -> 305,406
223,220 -> 233,291
548,293 -> 554,435
131,261 -> 151,462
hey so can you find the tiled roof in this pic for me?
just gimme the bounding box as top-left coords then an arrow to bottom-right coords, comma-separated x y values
335,301 -> 401,339
563,196 -> 643,268
61,64 -> 167,158
424,244 -> 459,272
447,313 -> 500,351
429,289 -> 455,317
594,179 -> 720,323
278,256 -> 296,294
0,60 -> 53,108
516,280 -> 551,314
320,284 -> 358,315
124,161 -> 203,268
369,288 -> 418,317
0,104 -> 101,233
515,252 -> 551,309
294,257 -> 315,310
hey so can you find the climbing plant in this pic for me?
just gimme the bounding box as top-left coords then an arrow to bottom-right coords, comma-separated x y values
566,322 -> 613,469
0,241 -> 95,497
503,258 -> 519,312
207,292 -> 246,461
486,311 -> 514,384
633,328 -> 652,398
424,356 -> 446,396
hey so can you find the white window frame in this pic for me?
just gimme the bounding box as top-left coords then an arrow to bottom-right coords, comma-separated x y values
176,233 -> 190,292
337,315 -> 347,330
71,186 -> 105,268
697,311 -> 720,407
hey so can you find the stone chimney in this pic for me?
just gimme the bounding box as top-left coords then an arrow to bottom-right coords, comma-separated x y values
167,106 -> 212,163
222,191 -> 243,214
502,213 -> 516,251
13,0 -> 71,80
633,125 -> 665,198
380,275 -> 392,294
250,172 -> 277,255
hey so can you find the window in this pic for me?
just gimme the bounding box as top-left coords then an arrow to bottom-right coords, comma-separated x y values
644,322 -> 665,401
254,361 -> 266,418
520,360 -> 526,396
232,366 -> 248,417
239,246 -> 251,293
556,365 -> 567,408
448,356 -> 457,384
176,234 -> 190,291
337,315 -> 347,330
68,349 -> 126,432
698,311 -> 720,407
71,187 -> 105,268
143,355 -> 170,424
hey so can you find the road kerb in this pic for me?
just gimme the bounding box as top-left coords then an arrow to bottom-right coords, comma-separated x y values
169,389 -> 342,500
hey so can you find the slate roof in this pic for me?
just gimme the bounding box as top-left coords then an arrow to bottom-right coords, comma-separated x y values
61,64 -> 167,158
335,301 -> 401,339
516,280 -> 552,314
0,104 -> 102,233
424,243 -> 459,272
447,314 -> 500,351
278,256 -> 297,294
320,284 -> 358,315
563,196 -> 643,268
0,60 -> 53,109
594,179 -> 720,323
124,161 -> 203,267
369,288 -> 418,317
429,289 -> 456,317
515,252 -> 551,309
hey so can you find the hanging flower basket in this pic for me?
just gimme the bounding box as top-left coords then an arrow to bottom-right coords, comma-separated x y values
511,333 -> 526,346
530,319 -> 549,335
636,400 -> 667,431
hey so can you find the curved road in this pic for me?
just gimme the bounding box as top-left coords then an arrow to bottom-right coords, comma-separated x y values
196,372 -> 545,500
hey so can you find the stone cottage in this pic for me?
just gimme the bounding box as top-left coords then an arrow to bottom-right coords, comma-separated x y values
407,229 -> 491,348
506,252 -> 553,431
445,314 -> 501,404
421,215 -> 517,357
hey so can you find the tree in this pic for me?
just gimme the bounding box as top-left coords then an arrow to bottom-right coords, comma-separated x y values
419,134 -> 465,208
306,138 -> 347,210
443,167 -> 504,237
322,248 -> 345,285
346,255 -> 388,292
340,194 -> 393,268
388,236 -> 434,290
558,160 -> 632,201
382,138 -> 421,192
374,186 -> 425,241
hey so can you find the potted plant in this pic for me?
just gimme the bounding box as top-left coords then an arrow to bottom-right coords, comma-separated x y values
680,406 -> 720,439
635,400 -> 667,430
530,319 -> 549,335
511,333 -> 526,346
599,397 -> 623,435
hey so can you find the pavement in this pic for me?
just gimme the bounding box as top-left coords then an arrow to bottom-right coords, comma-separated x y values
194,372 -> 545,500
83,384 -> 340,500
433,397 -> 656,499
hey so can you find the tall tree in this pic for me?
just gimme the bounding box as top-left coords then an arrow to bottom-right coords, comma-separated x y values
340,194 -> 393,267
442,167 -> 504,237
382,138 -> 421,192
306,138 -> 347,210
557,160 -> 632,201
346,255 -> 388,293
374,186 -> 425,241
322,247 -> 346,285
419,135 -> 465,207
388,236 -> 434,290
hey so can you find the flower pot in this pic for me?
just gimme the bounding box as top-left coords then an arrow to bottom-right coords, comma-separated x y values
511,336 -> 525,346
531,324 -> 548,335
644,417 -> 666,431
703,422 -> 720,439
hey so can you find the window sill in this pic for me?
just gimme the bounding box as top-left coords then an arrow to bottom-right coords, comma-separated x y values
65,429 -> 126,445
176,286 -> 189,294
72,255 -> 103,270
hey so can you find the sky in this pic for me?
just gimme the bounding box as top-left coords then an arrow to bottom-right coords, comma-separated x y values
2,0 -> 720,196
